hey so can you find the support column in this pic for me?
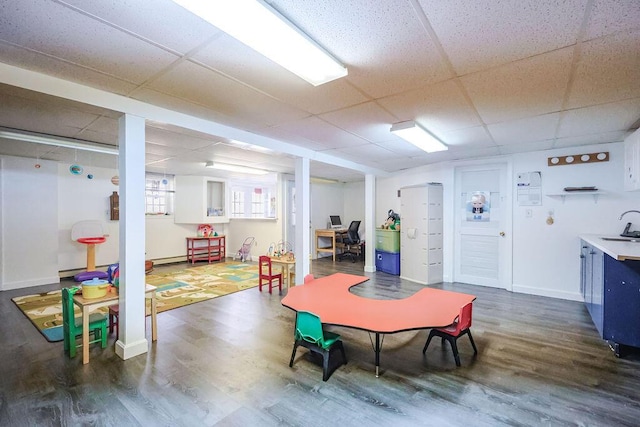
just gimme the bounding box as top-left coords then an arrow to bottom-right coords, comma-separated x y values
294,158 -> 311,284
364,174 -> 376,273
115,113 -> 148,360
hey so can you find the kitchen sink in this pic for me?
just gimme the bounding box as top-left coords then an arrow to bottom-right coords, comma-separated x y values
601,237 -> 640,242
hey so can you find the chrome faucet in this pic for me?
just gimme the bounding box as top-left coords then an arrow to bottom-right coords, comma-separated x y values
619,210 -> 640,220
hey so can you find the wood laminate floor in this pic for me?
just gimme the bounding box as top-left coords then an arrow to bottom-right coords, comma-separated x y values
1,258 -> 639,426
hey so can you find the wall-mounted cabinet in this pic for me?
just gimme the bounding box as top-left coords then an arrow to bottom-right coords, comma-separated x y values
624,128 -> 640,191
174,176 -> 229,224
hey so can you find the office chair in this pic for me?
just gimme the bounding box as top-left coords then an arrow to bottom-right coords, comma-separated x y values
338,220 -> 361,262
422,302 -> 478,366
289,311 -> 347,381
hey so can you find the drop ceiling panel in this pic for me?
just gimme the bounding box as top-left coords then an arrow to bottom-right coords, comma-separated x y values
374,140 -> 430,157
0,92 -> 101,137
147,61 -> 309,127
332,144 -> 402,164
461,47 -> 573,124
488,113 -> 560,146
584,0 -> 640,40
499,139 -> 555,154
273,116 -> 370,149
421,0 -> 586,75
0,43 -> 138,96
145,126 -> 216,150
567,29 -> 640,109
377,79 -> 480,139
439,126 -> 495,148
61,0 -> 221,54
554,130 -> 627,148
0,0 -> 180,85
558,98 -> 640,138
273,0 -> 451,98
319,101 -> 401,143
192,36 -> 369,115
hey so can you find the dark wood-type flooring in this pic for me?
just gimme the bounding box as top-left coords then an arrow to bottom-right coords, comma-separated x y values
1,258 -> 639,426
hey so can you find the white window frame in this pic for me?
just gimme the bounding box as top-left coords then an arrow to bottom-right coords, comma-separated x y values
145,173 -> 175,215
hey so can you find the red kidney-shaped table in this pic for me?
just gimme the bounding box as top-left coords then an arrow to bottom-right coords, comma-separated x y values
281,273 -> 476,377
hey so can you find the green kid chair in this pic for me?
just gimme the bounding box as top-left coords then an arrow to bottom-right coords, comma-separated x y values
289,311 -> 347,381
61,287 -> 108,358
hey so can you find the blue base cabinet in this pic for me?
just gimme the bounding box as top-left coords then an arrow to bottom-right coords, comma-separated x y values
375,250 -> 400,275
580,240 -> 640,356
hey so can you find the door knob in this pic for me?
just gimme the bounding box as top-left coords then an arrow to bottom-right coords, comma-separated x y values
499,231 -> 505,237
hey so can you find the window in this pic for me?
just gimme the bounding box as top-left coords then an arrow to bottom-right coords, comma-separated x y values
230,182 -> 276,218
231,190 -> 245,216
145,173 -> 174,215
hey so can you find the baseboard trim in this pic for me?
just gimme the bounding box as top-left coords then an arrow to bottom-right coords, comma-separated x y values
512,284 -> 583,302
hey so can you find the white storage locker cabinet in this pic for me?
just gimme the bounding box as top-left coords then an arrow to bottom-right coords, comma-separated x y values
400,183 -> 443,284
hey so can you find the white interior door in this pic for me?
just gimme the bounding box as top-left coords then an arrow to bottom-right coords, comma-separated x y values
454,163 -> 512,290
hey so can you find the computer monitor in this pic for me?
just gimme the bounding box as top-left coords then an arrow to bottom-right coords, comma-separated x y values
329,215 -> 342,229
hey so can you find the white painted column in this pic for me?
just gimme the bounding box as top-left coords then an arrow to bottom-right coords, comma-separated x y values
294,158 -> 311,283
115,113 -> 148,360
364,174 -> 376,273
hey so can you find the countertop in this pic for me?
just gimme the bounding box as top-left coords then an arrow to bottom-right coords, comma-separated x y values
580,234 -> 640,261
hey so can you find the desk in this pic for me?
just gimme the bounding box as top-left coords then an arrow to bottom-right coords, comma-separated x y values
315,229 -> 347,262
186,235 -> 225,264
281,273 -> 476,376
269,256 -> 296,287
73,284 -> 157,365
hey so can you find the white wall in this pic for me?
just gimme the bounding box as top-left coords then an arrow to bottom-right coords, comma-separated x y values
511,142 -> 640,300
57,163 -> 120,270
0,156 -> 59,290
343,181 -> 366,239
376,142 -> 640,301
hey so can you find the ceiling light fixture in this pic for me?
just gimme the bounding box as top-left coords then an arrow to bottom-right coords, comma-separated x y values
171,0 -> 348,86
205,161 -> 269,175
390,121 -> 448,153
0,127 -> 119,155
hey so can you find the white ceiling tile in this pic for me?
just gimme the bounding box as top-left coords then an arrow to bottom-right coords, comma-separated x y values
377,79 -> 480,137
192,36 -> 369,115
439,126 -> 495,147
558,98 -> 640,137
147,61 -> 309,127
584,0 -> 640,40
61,0 -> 221,54
488,113 -> 560,145
498,140 -> 555,154
145,126 -> 217,150
554,130 -> 627,148
567,29 -> 640,108
271,0 -> 451,98
273,116 -> 370,149
420,0 -> 586,75
374,140 -> 429,157
0,0 -> 180,85
0,43 -> 138,96
0,91 -> 101,137
319,102 -> 400,143
462,48 -> 573,124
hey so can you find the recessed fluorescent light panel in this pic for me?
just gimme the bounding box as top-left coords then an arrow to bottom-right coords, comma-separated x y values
171,0 -> 347,86
205,161 -> 269,175
0,127 -> 118,155
390,121 -> 448,153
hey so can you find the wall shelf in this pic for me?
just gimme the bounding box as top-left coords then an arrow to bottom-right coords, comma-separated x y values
546,191 -> 604,204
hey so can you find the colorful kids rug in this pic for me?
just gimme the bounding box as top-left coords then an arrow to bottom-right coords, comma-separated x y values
12,262 -> 260,342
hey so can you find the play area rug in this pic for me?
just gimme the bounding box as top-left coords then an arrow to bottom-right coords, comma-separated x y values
12,262 -> 260,343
